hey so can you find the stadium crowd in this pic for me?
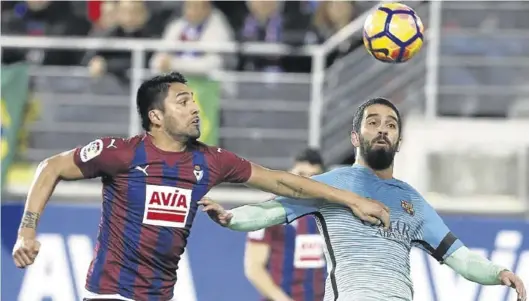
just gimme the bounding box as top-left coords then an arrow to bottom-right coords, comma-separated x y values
1,0 -> 369,78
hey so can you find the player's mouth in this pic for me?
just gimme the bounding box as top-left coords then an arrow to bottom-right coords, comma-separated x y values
191,117 -> 200,126
373,138 -> 390,146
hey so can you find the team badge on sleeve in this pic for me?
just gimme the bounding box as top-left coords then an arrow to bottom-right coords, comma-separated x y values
80,139 -> 104,162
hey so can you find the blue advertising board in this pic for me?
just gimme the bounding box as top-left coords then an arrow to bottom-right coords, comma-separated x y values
1,202 -> 528,301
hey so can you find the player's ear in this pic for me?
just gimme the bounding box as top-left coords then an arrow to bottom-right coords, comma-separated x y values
396,137 -> 402,152
148,109 -> 163,126
351,131 -> 360,147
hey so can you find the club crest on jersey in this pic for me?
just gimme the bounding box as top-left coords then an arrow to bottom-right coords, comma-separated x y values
143,185 -> 192,228
401,200 -> 415,216
193,165 -> 203,182
80,139 -> 103,162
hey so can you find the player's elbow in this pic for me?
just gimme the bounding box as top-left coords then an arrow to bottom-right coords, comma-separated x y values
37,155 -> 63,180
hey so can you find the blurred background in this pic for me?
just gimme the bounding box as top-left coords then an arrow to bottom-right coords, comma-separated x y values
0,1 -> 528,301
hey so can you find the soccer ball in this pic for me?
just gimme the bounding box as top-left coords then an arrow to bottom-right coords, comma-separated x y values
363,2 -> 424,63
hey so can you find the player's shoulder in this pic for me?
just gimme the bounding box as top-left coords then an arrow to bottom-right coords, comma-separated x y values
394,179 -> 420,194
193,141 -> 222,154
78,135 -> 142,162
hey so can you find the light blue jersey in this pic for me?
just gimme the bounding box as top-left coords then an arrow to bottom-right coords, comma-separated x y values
276,164 -> 464,301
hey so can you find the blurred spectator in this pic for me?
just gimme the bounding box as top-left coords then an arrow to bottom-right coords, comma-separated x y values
305,1 -> 361,65
89,0 -> 118,35
1,0 -> 91,65
237,0 -> 285,72
150,0 -> 234,75
83,0 -> 158,81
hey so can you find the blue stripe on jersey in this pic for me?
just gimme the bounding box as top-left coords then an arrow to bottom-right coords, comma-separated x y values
281,225 -> 296,296
148,163 -> 179,301
304,218 -> 317,301
118,141 -> 147,299
190,151 -> 209,228
88,184 -> 115,291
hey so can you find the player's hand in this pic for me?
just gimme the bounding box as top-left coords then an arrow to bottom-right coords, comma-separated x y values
499,270 -> 526,301
12,232 -> 41,269
347,195 -> 390,229
198,197 -> 233,227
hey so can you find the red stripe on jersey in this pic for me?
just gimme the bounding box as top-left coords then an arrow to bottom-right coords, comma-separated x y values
146,211 -> 186,223
268,226 -> 285,290
96,182 -> 130,294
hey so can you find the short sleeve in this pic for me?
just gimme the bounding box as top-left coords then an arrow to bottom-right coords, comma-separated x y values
413,200 -> 464,262
246,226 -> 277,244
216,148 -> 252,183
276,173 -> 330,223
73,137 -> 132,178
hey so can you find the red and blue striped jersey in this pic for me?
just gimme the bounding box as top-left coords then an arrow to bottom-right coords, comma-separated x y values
73,134 -> 251,301
247,215 -> 326,301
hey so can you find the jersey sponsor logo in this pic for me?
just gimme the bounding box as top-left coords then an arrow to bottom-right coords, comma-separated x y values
376,220 -> 412,242
401,200 -> 415,216
294,234 -> 325,269
80,139 -> 103,162
143,185 -> 192,228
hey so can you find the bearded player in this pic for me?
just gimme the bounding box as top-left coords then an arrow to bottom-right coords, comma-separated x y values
202,98 -> 527,301
12,72 -> 390,301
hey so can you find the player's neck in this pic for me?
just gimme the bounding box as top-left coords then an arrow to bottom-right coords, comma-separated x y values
356,157 -> 394,179
147,131 -> 188,152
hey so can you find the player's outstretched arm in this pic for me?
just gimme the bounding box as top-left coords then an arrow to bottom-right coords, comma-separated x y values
13,150 -> 86,268
199,198 -> 286,231
13,137 -> 129,269
245,163 -> 390,228
444,247 -> 526,300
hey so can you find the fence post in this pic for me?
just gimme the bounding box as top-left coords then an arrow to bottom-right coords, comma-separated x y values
309,49 -> 325,148
129,48 -> 145,137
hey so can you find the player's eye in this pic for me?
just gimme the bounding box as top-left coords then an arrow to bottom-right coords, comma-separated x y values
388,123 -> 397,129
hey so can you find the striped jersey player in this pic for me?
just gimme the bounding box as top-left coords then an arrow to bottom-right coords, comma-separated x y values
247,217 -> 326,301
203,98 -> 527,301
245,148 -> 327,301
12,73 -> 392,301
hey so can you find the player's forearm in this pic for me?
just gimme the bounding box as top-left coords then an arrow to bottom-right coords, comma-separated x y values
268,170 -> 349,205
19,159 -> 61,233
227,201 -> 287,232
245,265 -> 292,301
444,246 -> 508,285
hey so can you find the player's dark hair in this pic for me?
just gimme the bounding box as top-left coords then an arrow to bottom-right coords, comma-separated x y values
136,72 -> 188,131
294,148 -> 325,167
352,97 -> 402,135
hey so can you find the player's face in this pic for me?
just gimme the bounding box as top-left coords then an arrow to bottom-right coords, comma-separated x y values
161,83 -> 201,140
354,104 -> 400,170
290,162 -> 323,178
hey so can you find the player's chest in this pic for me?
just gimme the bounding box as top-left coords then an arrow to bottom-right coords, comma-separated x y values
370,187 -> 422,244
112,160 -> 219,227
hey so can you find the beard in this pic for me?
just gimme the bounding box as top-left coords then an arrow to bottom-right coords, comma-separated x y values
359,135 -> 397,170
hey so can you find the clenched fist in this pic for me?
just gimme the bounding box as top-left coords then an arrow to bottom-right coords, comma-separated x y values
13,234 -> 41,269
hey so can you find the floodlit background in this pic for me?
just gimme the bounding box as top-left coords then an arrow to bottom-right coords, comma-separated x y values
1,1 -> 528,301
